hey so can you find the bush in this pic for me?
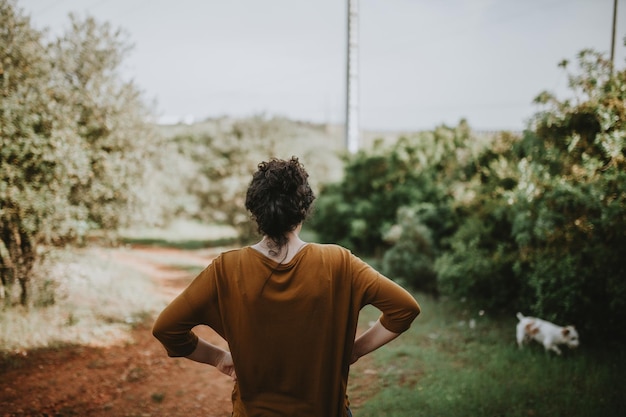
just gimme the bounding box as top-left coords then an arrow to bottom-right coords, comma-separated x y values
311,124 -> 469,257
434,209 -> 521,312
381,206 -> 438,294
436,49 -> 626,342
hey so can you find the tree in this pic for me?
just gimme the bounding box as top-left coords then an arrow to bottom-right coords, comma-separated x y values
1,0 -> 82,304
0,1 -> 171,305
48,14 -> 170,233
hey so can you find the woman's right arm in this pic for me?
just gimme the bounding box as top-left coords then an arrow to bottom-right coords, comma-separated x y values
152,262 -> 223,357
185,337 -> 237,380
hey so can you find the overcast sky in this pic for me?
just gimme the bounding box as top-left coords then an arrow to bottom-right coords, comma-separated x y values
17,0 -> 626,131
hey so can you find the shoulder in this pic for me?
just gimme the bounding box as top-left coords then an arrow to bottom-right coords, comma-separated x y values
304,243 -> 355,267
220,247 -> 246,257
307,242 -> 350,256
209,247 -> 249,267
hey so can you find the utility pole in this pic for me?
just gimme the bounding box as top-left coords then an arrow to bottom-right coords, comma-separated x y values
611,0 -> 618,75
345,0 -> 359,153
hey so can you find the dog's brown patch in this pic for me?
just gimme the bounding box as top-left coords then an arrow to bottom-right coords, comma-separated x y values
525,322 -> 539,335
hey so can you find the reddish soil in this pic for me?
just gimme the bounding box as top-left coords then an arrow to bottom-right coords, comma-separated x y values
0,246 -> 379,417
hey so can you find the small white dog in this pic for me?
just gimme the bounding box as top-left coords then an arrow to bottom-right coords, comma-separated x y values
516,312 -> 580,355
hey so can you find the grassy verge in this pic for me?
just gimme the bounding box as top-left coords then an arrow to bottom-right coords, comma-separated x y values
119,219 -> 239,249
353,293 -> 625,417
0,247 -> 165,353
1,219 -> 234,355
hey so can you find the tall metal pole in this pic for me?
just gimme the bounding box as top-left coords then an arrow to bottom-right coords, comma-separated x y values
610,0 -> 618,76
345,0 -> 359,153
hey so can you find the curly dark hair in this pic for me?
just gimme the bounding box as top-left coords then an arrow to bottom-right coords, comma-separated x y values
245,156 -> 315,251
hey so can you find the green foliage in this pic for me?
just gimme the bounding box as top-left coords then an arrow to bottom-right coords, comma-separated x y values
513,171 -> 626,336
381,206 -> 437,293
311,123 -> 471,258
437,49 -> 626,340
510,50 -> 626,339
435,214 -> 520,311
311,122 -> 481,295
311,149 -> 408,251
313,47 -> 625,342
433,132 -> 525,311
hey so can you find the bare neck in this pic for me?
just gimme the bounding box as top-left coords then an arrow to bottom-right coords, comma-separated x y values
251,228 -> 307,264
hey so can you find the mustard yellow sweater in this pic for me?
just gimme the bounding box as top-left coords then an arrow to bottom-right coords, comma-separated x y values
153,243 -> 420,417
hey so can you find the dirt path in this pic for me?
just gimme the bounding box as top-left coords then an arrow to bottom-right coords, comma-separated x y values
0,246 -> 379,417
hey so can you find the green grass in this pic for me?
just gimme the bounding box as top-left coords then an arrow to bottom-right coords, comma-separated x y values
352,294 -> 625,417
119,219 -> 239,249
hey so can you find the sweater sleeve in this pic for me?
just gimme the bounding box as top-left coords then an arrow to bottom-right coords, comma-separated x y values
350,253 -> 421,334
152,291 -> 200,357
152,262 -> 220,357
